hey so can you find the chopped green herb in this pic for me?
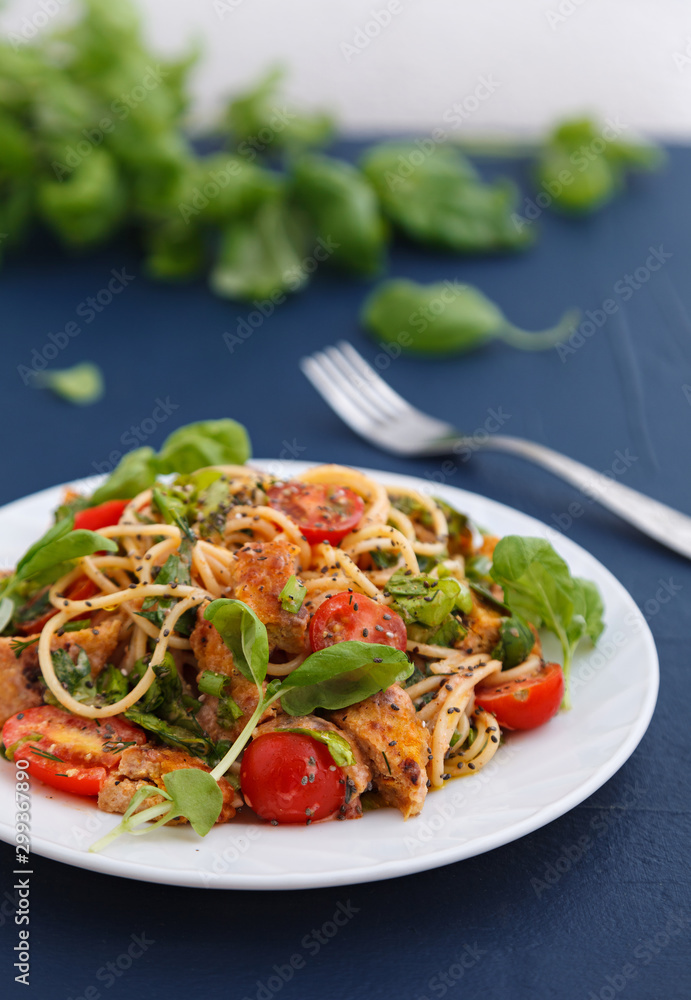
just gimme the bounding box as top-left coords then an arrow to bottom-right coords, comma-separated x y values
278,574 -> 306,614
34,362 -> 104,406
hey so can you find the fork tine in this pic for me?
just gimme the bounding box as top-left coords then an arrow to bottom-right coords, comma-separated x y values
300,356 -> 378,439
301,352 -> 384,424
324,345 -> 408,421
335,342 -> 412,416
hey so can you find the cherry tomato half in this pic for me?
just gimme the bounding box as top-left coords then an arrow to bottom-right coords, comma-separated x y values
309,592 -> 408,653
16,577 -> 99,636
2,706 -> 146,797
475,661 -> 564,731
73,499 -> 129,532
267,482 -> 364,546
240,732 -> 346,824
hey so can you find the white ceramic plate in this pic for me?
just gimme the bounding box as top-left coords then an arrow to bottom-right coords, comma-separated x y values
0,461 -> 658,890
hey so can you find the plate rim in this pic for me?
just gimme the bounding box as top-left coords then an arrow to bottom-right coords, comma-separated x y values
0,459 -> 659,890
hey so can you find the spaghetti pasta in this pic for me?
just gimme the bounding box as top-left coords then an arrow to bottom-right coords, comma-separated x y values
1,460 -> 567,830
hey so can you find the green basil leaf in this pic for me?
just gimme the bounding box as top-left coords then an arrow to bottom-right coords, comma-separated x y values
280,640 -> 412,716
361,141 -> 531,253
490,536 -> 575,639
535,117 -> 663,215
225,67 -> 334,157
362,278 -> 578,356
157,419 -> 251,475
16,528 -> 117,584
90,447 -> 158,505
276,728 -> 355,767
95,664 -> 129,703
16,516 -> 74,575
51,646 -> 93,702
279,574 -> 306,614
210,197 -> 311,302
162,768 -> 223,837
124,709 -> 215,760
291,153 -> 386,275
492,616 -> 535,669
572,578 -> 605,644
408,615 -> 465,648
35,362 -> 104,406
154,549 -> 192,588
386,571 -> 460,626
204,598 -> 269,688
490,535 -> 605,705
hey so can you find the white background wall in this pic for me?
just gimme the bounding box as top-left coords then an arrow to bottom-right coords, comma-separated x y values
3,0 -> 691,138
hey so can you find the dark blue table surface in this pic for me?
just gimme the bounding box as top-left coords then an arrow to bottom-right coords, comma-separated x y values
1,144 -> 690,1000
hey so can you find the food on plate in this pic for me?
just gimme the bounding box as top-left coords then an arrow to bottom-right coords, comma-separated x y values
0,422 -> 604,851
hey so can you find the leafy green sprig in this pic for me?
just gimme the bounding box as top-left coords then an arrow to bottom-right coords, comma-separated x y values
91,599 -> 412,851
0,515 -> 117,633
489,536 -> 604,708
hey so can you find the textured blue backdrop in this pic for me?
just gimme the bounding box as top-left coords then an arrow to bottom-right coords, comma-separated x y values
1,145 -> 690,1000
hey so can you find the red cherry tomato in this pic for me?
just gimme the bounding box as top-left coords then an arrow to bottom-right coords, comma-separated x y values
266,482 -> 364,546
240,732 -> 346,824
309,591 -> 408,653
2,706 -> 147,797
73,499 -> 128,532
474,661 -> 565,731
16,577 -> 99,635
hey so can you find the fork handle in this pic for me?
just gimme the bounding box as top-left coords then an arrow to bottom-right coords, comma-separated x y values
479,435 -> 691,559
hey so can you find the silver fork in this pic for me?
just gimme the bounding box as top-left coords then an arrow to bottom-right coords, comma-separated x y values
300,341 -> 691,560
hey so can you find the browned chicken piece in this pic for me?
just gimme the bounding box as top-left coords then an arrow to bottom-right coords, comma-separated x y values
0,619 -> 122,726
98,744 -> 238,824
230,537 -> 309,655
255,713 -> 372,819
330,684 -> 431,820
463,590 -> 504,655
189,610 -> 277,742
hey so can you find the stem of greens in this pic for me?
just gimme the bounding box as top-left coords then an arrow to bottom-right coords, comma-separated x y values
561,646 -> 573,712
89,800 -> 171,854
209,688 -> 283,782
498,309 -> 580,350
